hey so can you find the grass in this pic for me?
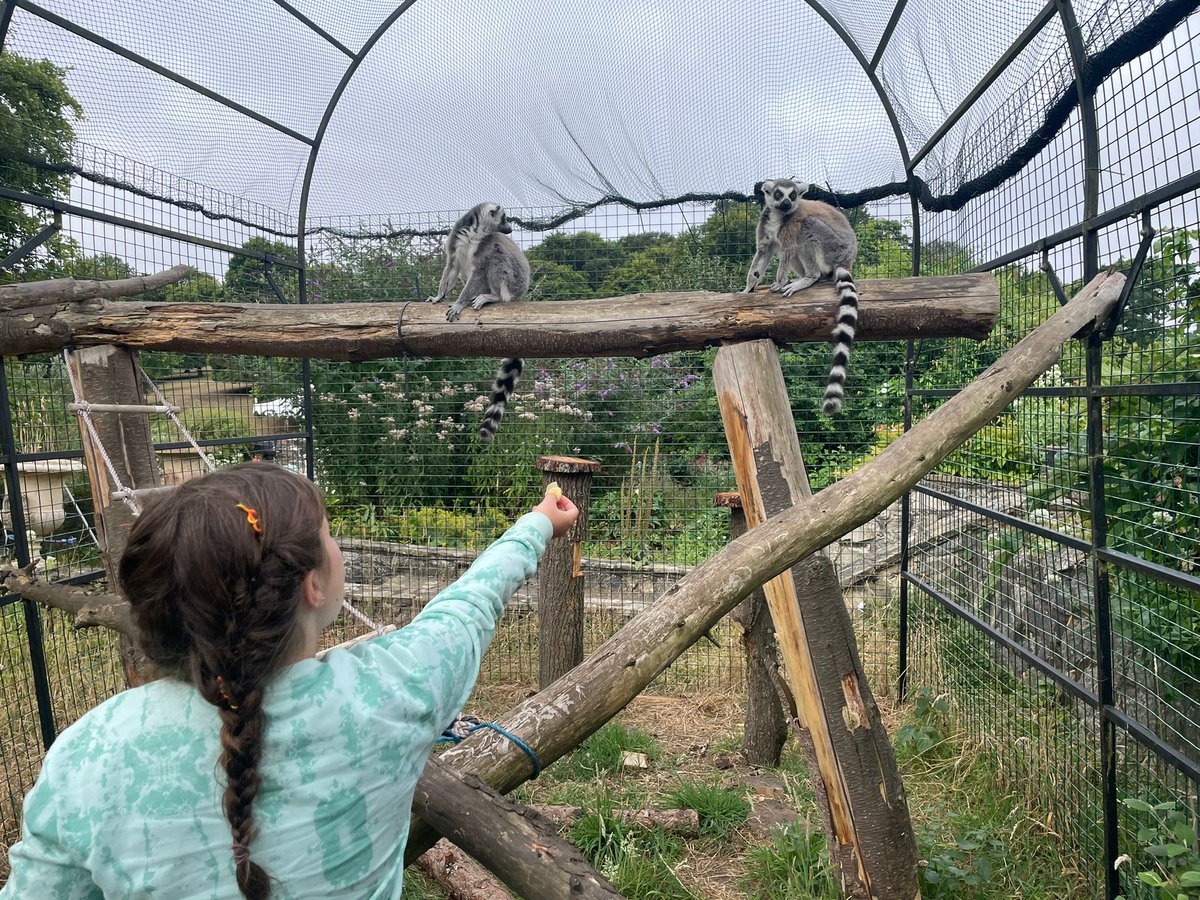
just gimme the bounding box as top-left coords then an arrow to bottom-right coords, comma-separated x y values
665,780 -> 750,839
465,681 -> 1092,900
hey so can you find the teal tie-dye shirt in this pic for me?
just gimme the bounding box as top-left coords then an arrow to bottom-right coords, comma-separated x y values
2,512 -> 552,900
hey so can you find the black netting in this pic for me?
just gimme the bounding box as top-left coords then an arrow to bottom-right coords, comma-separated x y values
3,1 -> 1200,894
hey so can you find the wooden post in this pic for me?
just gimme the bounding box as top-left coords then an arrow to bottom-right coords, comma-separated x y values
713,339 -> 919,899
67,345 -> 163,686
715,491 -> 787,767
536,455 -> 601,689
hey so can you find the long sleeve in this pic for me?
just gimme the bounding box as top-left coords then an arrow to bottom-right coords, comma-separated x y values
339,511 -> 552,734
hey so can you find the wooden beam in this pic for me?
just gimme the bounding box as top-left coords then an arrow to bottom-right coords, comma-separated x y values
2,274 -> 998,359
67,346 -> 163,685
401,270 -> 1125,865
715,340 -> 917,898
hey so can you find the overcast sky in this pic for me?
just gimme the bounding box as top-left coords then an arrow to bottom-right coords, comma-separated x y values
5,0 -> 1199,281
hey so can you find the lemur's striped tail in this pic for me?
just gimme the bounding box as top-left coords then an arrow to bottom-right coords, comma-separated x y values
823,267 -> 859,415
477,357 -> 523,441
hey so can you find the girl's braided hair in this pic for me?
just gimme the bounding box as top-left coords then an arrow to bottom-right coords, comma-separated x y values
119,462 -> 326,898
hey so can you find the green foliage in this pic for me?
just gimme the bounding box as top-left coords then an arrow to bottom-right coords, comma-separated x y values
529,259 -> 591,300
894,687 -> 953,761
150,408 -> 255,465
565,723 -> 661,779
1119,798 -> 1200,899
740,820 -> 840,900
0,50 -> 82,280
570,801 -> 697,900
664,780 -> 750,838
327,504 -> 508,548
527,231 -> 624,293
225,237 -> 300,302
918,826 -> 1011,897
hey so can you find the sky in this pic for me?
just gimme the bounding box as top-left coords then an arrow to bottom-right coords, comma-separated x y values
5,0 -> 1199,283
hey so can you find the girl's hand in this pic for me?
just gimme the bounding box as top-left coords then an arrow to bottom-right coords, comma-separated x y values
534,485 -> 579,538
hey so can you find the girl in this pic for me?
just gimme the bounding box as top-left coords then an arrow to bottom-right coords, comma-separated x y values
2,462 -> 577,899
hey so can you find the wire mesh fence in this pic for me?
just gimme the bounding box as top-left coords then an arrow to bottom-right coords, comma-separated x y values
2,0 -> 1200,895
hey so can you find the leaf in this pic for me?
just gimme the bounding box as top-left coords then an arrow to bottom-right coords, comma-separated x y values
1179,871 -> 1200,886
1124,799 -> 1155,813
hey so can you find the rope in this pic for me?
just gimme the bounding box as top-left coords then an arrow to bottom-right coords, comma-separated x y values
64,351 -> 386,636
136,359 -> 218,473
63,350 -> 142,517
437,716 -> 542,778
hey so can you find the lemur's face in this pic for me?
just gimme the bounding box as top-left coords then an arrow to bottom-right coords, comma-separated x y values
476,202 -> 512,234
762,179 -> 809,214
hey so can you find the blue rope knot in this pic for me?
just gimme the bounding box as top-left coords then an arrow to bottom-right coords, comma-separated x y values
438,718 -> 542,779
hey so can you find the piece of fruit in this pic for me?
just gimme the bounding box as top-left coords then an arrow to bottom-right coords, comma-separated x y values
547,481 -> 563,500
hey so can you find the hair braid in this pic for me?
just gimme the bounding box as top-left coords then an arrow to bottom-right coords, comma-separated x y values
119,463 -> 327,900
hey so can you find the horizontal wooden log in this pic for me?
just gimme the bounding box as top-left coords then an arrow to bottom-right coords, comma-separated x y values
402,270 -> 1124,865
2,274 -> 998,359
0,265 -> 190,312
530,804 -> 701,838
413,761 -> 622,899
414,840 -> 512,900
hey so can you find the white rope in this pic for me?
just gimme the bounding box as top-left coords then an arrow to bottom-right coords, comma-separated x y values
63,350 -> 142,516
135,359 -> 218,474
66,351 -> 386,636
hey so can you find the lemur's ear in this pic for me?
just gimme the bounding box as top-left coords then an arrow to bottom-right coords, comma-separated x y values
753,180 -> 772,204
795,182 -> 811,197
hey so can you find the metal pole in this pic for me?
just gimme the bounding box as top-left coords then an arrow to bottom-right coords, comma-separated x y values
1055,2 -> 1116,896
0,361 -> 58,749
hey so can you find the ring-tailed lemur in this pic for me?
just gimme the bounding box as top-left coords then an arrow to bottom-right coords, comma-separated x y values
427,202 -> 530,441
742,178 -> 860,415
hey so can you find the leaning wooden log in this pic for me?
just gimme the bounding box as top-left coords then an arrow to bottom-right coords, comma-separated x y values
412,760 -> 623,899
403,271 -> 1125,867
0,274 -> 998,358
0,265 -> 190,312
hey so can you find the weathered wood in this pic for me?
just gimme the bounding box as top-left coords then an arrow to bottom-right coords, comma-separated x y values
0,575 -> 135,639
717,494 -> 787,768
415,840 -> 512,900
1,274 -> 999,358
537,457 -> 600,688
0,265 -> 189,311
530,804 -> 701,838
67,346 -> 163,686
412,758 -> 623,899
716,339 -> 917,898
403,271 -> 1124,866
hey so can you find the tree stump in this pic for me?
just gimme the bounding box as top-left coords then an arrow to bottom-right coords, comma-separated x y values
537,456 -> 601,688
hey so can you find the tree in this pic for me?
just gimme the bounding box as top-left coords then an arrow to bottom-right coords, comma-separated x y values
225,237 -> 299,302
0,51 -> 83,280
526,232 -> 624,293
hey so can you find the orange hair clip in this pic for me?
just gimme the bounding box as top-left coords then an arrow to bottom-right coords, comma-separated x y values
235,502 -> 262,535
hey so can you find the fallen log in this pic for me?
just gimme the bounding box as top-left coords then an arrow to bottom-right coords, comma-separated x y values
414,840 -> 514,900
1,274 -> 998,359
530,804 -> 701,838
412,761 -> 622,899
402,270 -> 1125,869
